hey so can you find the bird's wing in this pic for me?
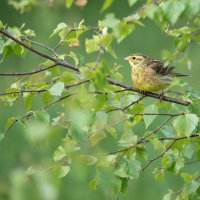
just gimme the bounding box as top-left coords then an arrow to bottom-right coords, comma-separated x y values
147,59 -> 175,76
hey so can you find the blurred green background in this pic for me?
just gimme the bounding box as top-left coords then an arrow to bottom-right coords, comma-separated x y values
0,0 -> 200,199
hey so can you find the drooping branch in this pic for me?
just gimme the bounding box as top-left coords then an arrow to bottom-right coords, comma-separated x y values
0,29 -> 79,72
3,93 -> 74,135
0,29 -> 191,106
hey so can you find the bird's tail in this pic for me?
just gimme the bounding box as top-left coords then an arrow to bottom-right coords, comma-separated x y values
174,72 -> 190,77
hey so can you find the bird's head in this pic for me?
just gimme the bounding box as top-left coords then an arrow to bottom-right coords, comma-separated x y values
124,54 -> 149,67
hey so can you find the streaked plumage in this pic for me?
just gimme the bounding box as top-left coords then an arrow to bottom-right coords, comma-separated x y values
124,54 -> 188,92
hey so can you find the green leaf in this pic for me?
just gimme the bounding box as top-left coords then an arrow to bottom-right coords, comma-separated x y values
85,37 -> 99,53
34,111 -> 50,125
25,166 -> 36,176
0,38 -> 4,54
102,14 -> 119,29
187,180 -> 200,193
89,131 -> 107,146
80,154 -> 98,166
163,191 -> 173,200
184,143 -> 195,159
114,21 -> 135,43
128,160 -> 140,179
65,0 -> 74,8
0,133 -> 5,141
143,104 -> 158,128
185,0 -> 200,17
173,114 -> 199,137
50,23 -> 68,37
162,149 -> 184,174
100,0 -> 114,13
189,99 -> 200,115
53,146 -> 66,161
128,0 -> 138,6
161,0 -> 185,24
118,131 -> 137,148
48,82 -> 65,96
5,117 -> 17,130
144,4 -> 159,20
60,71 -> 76,83
0,20 -> 4,28
55,165 -> 70,178
115,163 -> 129,178
42,91 -> 53,105
24,93 -> 34,110
89,176 -> 99,190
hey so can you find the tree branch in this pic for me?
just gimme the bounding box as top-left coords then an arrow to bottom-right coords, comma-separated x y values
0,29 -> 191,106
139,140 -> 176,173
0,63 -> 57,76
2,93 -> 74,135
0,29 -> 79,72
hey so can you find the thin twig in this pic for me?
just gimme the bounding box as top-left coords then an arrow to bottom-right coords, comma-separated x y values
3,93 -> 74,135
0,29 -> 79,72
0,63 -> 57,76
110,115 -> 176,155
139,140 -> 176,173
21,36 -> 57,55
107,95 -> 145,113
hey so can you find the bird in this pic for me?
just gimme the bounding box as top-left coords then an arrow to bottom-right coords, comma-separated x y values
124,53 -> 189,92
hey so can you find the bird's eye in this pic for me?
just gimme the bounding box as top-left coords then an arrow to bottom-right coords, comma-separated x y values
132,57 -> 136,60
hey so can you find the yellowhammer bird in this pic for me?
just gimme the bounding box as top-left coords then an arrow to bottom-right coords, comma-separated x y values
124,54 -> 188,92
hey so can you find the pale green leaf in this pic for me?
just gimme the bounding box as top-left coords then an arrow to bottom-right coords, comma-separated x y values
25,167 -> 36,176
60,71 -> 76,83
65,0 -> 74,8
80,154 -> 98,166
0,20 -> 3,28
5,117 -> 17,130
50,23 -> 68,37
189,99 -> 200,115
118,132 -> 137,148
48,82 -> 65,96
173,114 -> 199,136
128,0 -> 138,6
89,131 -> 107,146
115,163 -> 129,178
56,165 -> 70,178
85,38 -> 99,53
163,191 -> 172,200
102,13 -> 119,29
100,0 -> 114,13
53,146 -> 66,161
34,111 -> 50,125
161,0 -> 185,24
143,104 -> 158,128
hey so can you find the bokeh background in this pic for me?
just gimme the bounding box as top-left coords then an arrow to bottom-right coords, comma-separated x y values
0,0 -> 200,199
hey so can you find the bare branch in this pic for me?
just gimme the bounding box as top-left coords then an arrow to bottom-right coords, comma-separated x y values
0,63 -> 57,76
20,36 -> 57,55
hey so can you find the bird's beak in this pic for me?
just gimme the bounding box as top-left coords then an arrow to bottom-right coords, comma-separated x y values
123,56 -> 129,61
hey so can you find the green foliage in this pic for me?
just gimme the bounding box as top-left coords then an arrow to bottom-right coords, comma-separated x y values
1,0 -> 200,200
